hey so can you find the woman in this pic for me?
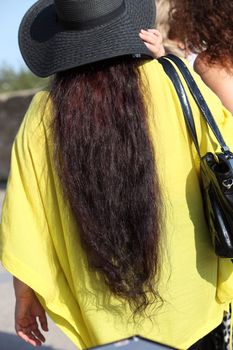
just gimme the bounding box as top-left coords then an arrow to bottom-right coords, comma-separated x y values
170,0 -> 233,113
1,0 -> 233,349
139,0 -> 198,66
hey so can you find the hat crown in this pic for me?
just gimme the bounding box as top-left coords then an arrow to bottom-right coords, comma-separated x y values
54,0 -> 124,23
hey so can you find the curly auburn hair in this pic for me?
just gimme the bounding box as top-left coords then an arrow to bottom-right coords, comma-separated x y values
50,57 -> 164,314
169,0 -> 233,69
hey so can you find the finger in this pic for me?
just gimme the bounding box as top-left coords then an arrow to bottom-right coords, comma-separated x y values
140,29 -> 156,37
38,313 -> 48,332
143,41 -> 158,54
140,29 -> 161,37
30,322 -> 46,343
140,28 -> 158,33
139,32 -> 161,46
31,328 -> 46,343
143,42 -> 165,57
147,29 -> 161,36
140,29 -> 163,43
139,30 -> 163,44
17,330 -> 42,347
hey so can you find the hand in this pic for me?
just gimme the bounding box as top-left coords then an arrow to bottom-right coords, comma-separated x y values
14,278 -> 48,346
139,29 -> 165,58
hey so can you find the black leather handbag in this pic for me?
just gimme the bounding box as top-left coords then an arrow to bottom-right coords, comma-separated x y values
159,54 -> 233,258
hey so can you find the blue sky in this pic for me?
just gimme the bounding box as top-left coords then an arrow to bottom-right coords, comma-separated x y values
0,0 -> 35,71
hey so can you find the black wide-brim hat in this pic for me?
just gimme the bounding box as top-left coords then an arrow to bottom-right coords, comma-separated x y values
19,0 -> 156,77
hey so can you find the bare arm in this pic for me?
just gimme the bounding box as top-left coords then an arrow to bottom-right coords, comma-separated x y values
13,277 -> 48,346
194,55 -> 233,114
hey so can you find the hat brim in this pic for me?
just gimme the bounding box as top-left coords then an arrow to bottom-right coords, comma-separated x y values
18,0 -> 156,77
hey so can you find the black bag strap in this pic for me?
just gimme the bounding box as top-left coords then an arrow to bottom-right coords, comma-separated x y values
163,54 -> 230,154
158,56 -> 201,156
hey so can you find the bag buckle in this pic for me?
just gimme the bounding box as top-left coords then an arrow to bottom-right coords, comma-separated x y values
222,179 -> 233,190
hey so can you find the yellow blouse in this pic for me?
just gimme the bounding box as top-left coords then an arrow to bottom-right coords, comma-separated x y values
1,59 -> 233,349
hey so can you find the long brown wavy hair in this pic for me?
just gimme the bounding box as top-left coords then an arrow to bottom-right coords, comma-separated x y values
50,57 -> 163,313
170,0 -> 233,70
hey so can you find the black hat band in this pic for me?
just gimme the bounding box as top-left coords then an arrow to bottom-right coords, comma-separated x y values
58,1 -> 126,30
55,0 -> 124,23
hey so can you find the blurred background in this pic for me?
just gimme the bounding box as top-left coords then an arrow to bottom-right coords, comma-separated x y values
0,1 -> 49,92
0,1 -> 77,349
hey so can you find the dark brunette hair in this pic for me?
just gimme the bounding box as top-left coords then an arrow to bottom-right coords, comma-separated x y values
170,0 -> 233,70
50,57 -> 163,313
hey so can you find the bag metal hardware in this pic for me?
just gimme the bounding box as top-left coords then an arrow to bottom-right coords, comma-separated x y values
222,179 -> 233,190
